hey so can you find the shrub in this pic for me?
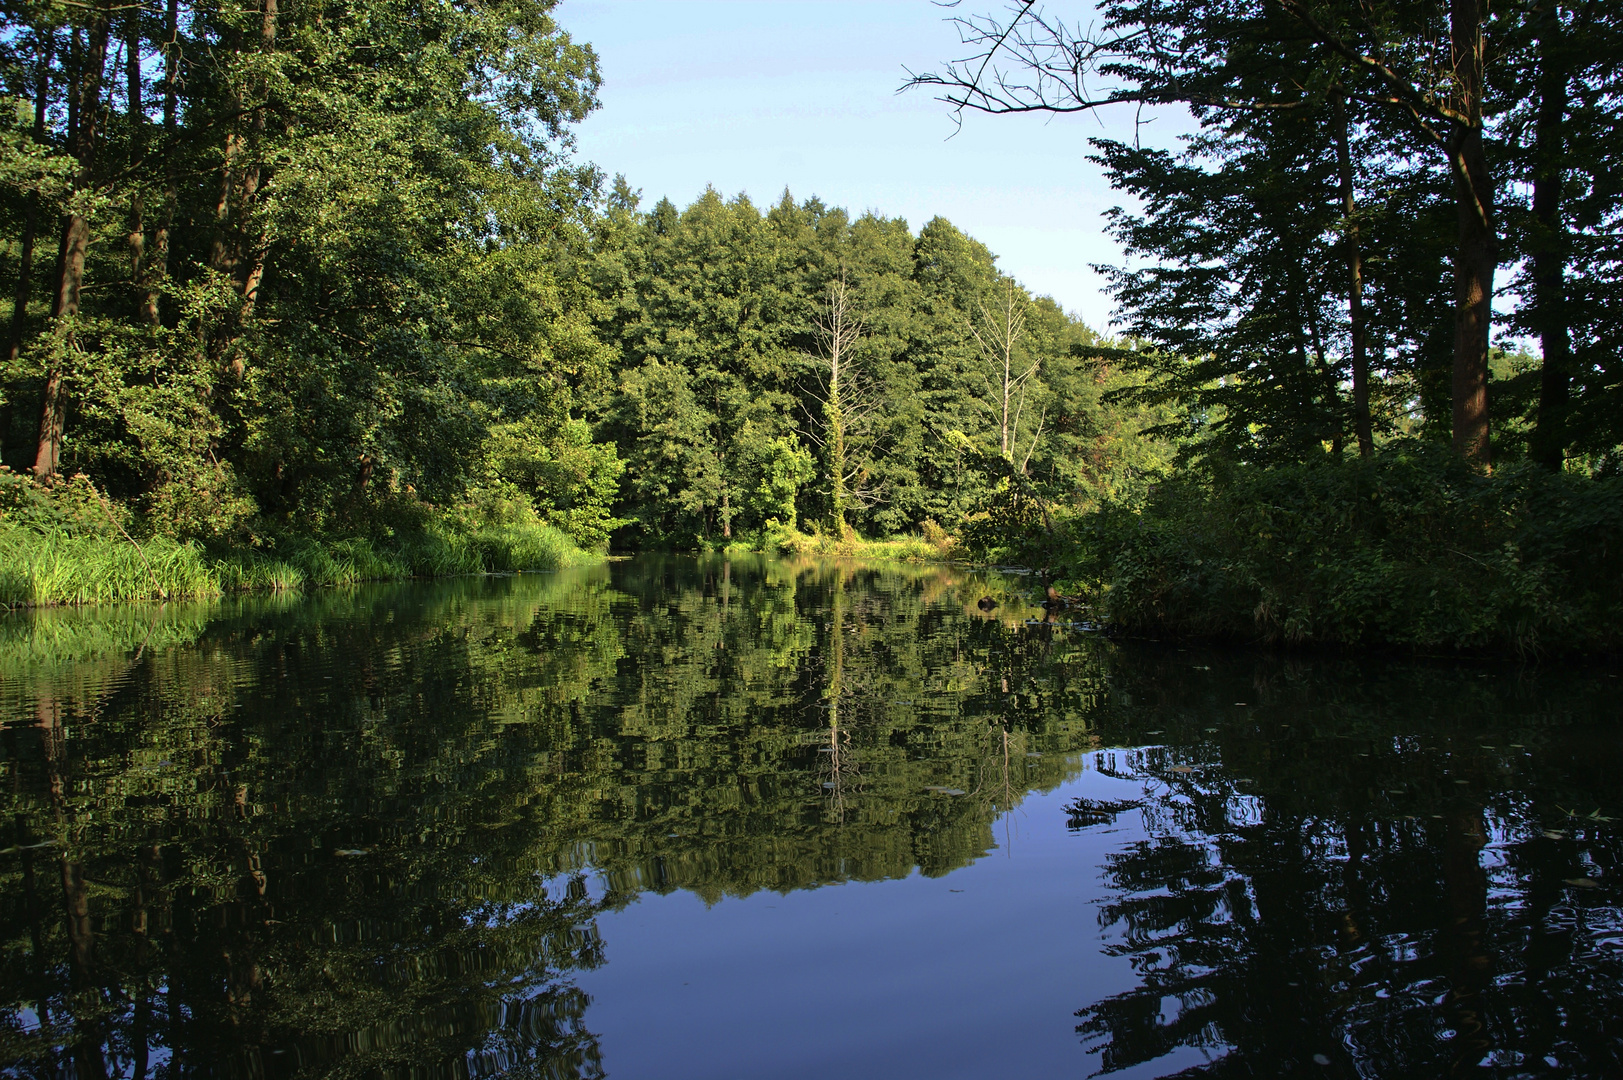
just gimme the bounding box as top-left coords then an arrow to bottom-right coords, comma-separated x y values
1,470 -> 592,606
1056,446 -> 1623,654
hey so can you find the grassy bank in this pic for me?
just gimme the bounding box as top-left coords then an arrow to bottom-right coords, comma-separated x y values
0,473 -> 592,607
721,520 -> 960,563
0,521 -> 590,607
1051,447 -> 1623,655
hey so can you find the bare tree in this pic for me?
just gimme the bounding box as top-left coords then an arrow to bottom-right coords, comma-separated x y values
803,273 -> 883,529
968,278 -> 1045,471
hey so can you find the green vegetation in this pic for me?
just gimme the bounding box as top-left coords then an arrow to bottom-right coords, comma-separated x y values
901,0 -> 1623,652
3,0 -> 1620,651
1050,448 -> 1623,654
0,467 -> 586,605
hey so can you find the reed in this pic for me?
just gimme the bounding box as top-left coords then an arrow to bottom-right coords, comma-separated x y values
0,526 -> 221,606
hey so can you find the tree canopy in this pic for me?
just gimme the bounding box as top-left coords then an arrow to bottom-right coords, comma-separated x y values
2,0 -> 1619,566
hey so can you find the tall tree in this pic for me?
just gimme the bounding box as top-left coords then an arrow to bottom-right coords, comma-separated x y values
906,0 -> 1512,465
34,2 -> 111,477
969,277 -> 1040,467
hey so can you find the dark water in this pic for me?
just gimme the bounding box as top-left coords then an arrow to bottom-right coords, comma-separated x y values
1,556 -> 1619,1079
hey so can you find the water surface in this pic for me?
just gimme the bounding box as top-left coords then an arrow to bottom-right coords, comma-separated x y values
1,556 -> 1619,1078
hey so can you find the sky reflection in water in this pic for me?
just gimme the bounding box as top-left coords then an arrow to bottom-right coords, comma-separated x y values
1,555 -> 1619,1078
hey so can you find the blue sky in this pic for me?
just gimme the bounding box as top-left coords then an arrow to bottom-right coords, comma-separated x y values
555,1 -> 1190,332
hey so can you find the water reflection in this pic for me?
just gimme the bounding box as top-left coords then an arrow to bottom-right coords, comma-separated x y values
1070,653 -> 1623,1077
1,557 -> 1096,1076
0,557 -> 1618,1078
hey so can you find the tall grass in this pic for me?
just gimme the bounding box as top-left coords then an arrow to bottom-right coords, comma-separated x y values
2,520 -> 589,608
748,520 -> 959,562
0,526 -> 220,605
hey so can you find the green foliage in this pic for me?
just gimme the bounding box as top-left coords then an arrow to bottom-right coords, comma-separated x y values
1058,446 -> 1623,654
589,189 -> 1165,547
744,435 -> 815,529
761,523 -> 956,563
484,418 -> 628,551
0,0 -> 1169,571
0,0 -> 611,557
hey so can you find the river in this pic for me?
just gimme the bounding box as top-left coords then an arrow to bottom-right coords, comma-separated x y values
1,555 -> 1618,1078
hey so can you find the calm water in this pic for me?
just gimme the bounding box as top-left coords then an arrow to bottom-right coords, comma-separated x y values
1,556 -> 1619,1079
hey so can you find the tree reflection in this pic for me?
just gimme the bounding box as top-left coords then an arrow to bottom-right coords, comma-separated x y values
1071,653 -> 1623,1078
1,556 -> 1101,1075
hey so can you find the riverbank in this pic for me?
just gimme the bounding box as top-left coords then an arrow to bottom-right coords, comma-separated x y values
1045,448 -> 1623,656
0,472 -> 592,607
0,522 -> 591,607
721,520 -> 960,563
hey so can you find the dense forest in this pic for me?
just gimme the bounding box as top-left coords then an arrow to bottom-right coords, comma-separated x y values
0,0 -> 1161,559
1,0 -> 1621,648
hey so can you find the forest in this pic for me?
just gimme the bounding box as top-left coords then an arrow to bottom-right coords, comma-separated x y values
1,0 -> 1621,650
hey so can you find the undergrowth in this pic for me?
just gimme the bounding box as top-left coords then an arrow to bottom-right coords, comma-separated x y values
727,519 -> 959,562
0,469 -> 589,607
1050,445 -> 1623,654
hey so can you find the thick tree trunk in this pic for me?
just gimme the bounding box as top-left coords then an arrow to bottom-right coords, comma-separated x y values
1528,10 -> 1571,471
1333,90 -> 1373,457
35,209 -> 93,477
829,381 -> 847,530
210,0 -> 278,372
34,10 -> 112,478
1447,0 -> 1495,467
237,0 -> 276,325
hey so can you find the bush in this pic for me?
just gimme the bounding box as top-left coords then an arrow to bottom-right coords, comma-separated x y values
1057,446 -> 1623,654
751,520 -> 957,563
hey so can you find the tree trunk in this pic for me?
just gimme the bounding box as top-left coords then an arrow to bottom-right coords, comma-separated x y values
126,9 -> 146,304
1447,0 -> 1495,467
7,35 -> 51,370
34,9 -> 112,478
1528,8 -> 1571,471
210,0 -> 278,370
819,277 -> 857,530
971,280 -> 1032,464
236,0 -> 277,327
1333,90 -> 1373,457
141,0 -> 180,326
